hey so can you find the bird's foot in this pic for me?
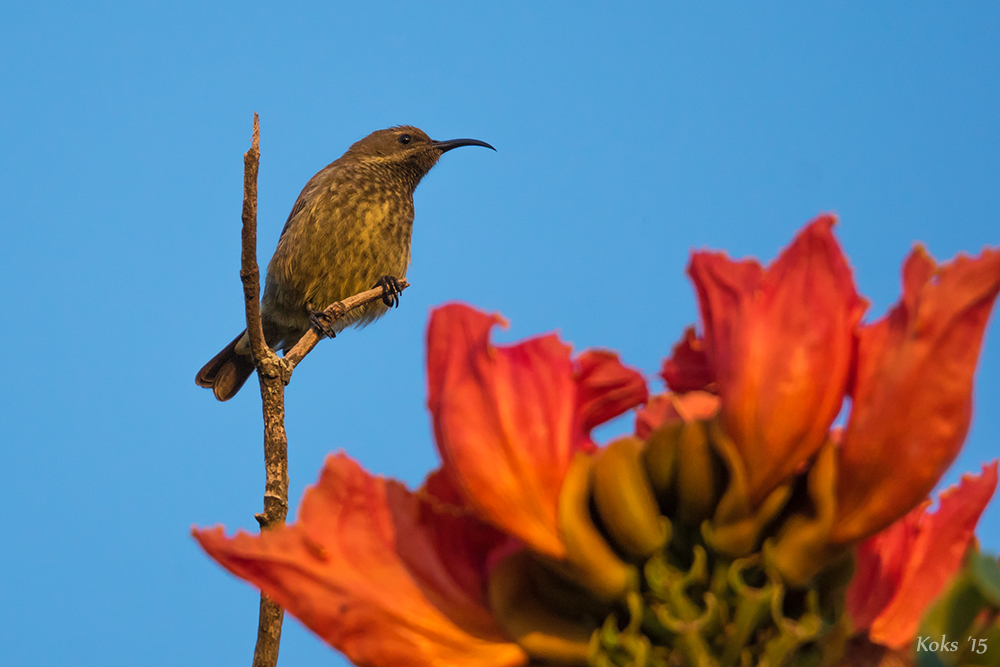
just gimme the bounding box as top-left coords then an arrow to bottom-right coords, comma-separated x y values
308,306 -> 339,339
374,275 -> 404,308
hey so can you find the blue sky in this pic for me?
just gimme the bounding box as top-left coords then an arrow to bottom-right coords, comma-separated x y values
1,3 -> 998,665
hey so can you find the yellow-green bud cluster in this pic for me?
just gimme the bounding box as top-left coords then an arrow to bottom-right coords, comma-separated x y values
489,418 -> 856,667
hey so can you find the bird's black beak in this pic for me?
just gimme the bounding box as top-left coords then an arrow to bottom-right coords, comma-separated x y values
431,138 -> 496,153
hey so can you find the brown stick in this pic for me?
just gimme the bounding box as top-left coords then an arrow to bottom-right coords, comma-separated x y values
240,113 -> 288,667
281,281 -> 410,372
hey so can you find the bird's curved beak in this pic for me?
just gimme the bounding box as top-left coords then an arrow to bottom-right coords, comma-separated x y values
431,138 -> 496,153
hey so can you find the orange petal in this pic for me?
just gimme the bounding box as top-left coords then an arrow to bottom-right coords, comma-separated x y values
846,501 -> 926,632
660,326 -> 715,393
689,215 -> 865,506
848,462 -> 998,650
574,349 -> 648,447
194,454 -> 526,667
635,391 -> 721,439
635,394 -> 676,439
426,304 -> 576,558
833,246 -> 1000,543
411,468 -> 513,603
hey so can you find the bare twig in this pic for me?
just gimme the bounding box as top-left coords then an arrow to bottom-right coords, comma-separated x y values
282,280 -> 410,372
240,113 -> 288,667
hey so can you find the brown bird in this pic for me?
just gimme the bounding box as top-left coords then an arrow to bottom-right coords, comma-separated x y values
196,125 -> 495,401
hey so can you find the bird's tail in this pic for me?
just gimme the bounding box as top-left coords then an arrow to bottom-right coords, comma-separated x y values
195,330 -> 256,401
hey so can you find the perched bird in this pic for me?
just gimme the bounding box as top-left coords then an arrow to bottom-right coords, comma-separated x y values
196,125 -> 495,401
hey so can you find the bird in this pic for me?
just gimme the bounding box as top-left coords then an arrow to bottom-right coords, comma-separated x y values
196,125 -> 495,401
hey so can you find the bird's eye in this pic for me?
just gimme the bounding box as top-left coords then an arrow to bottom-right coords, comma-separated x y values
398,134 -> 411,145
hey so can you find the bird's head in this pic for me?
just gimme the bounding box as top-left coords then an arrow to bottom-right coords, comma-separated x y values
345,125 -> 495,186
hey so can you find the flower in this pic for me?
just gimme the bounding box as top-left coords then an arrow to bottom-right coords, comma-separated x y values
846,462 -> 998,650
194,304 -> 646,667
195,217 -> 999,667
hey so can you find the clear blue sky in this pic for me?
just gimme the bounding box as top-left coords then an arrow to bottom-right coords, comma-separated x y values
1,3 -> 998,665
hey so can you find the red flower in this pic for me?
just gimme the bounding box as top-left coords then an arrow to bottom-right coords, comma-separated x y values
846,462 -> 998,650
194,219 -> 1000,666
194,304 -> 647,666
